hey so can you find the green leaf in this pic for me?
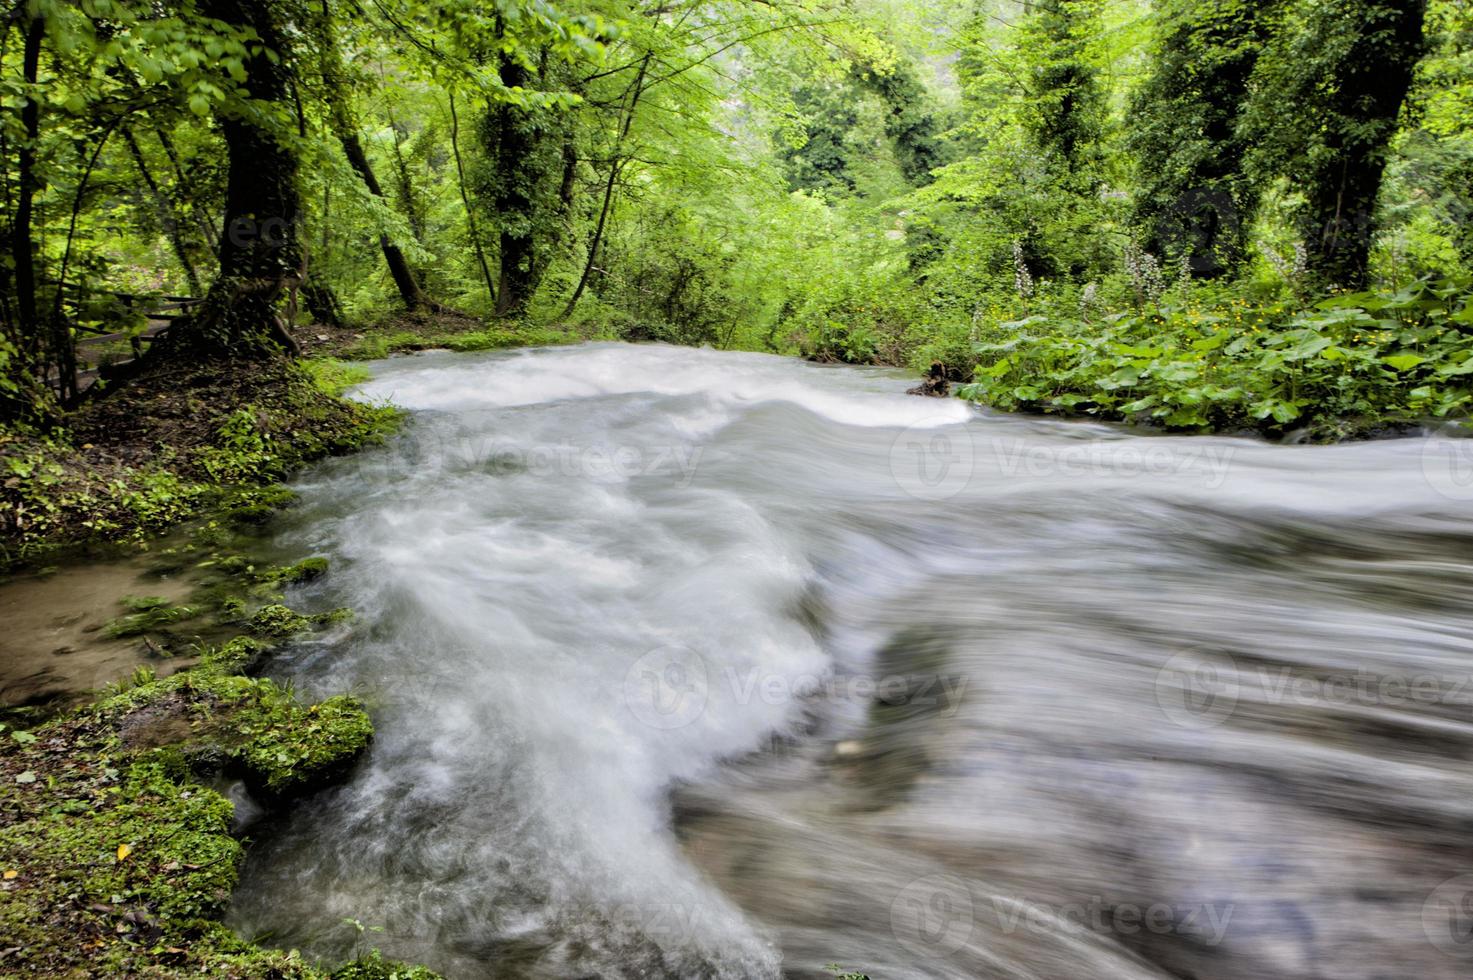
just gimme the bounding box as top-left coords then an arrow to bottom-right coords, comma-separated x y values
1382,354 -> 1426,372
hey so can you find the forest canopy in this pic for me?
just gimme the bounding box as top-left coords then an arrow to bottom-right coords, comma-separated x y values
0,0 -> 1470,439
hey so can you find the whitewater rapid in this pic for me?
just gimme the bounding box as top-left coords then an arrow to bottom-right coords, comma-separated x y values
228,343 -> 1473,979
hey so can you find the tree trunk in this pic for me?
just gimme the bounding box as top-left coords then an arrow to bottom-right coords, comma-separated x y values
301,276 -> 345,328
563,55 -> 648,318
491,55 -> 537,318
1131,0 -> 1270,276
340,128 -> 433,311
387,112 -> 427,248
154,124 -> 220,250
1304,0 -> 1428,287
170,0 -> 304,357
317,0 -> 433,312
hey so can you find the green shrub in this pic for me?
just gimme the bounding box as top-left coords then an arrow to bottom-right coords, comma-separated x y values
958,276 -> 1473,439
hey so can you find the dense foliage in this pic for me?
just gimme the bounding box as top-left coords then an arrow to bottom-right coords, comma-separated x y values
0,0 -> 1469,438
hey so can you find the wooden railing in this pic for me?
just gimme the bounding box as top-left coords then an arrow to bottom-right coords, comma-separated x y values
41,280 -> 204,397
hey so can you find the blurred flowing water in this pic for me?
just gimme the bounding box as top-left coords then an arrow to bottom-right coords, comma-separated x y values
228,343 -> 1473,979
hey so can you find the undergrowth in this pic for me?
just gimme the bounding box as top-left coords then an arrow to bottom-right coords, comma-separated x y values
957,276 -> 1473,440
0,356 -> 398,570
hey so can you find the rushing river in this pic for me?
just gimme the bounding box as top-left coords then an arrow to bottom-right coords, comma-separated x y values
228,343 -> 1473,979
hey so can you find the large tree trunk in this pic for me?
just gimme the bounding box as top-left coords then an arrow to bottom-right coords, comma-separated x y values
1303,0 -> 1427,287
1131,0 -> 1270,276
175,0 -> 303,356
448,92 -> 497,306
339,127 -> 434,312
491,55 -> 538,318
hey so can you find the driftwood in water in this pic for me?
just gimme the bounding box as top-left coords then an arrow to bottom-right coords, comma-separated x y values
907,361 -> 951,398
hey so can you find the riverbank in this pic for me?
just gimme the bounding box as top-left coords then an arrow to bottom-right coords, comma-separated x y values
300,309 -> 584,361
0,606 -> 438,978
0,353 -> 396,572
0,348 -> 436,976
0,308 -> 601,571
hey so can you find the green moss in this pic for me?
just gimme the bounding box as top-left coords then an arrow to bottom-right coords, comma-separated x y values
102,602 -> 202,638
199,635 -> 270,675
0,675 -> 378,978
248,603 -> 351,638
121,594 -> 170,611
2,361 -> 398,573
442,326 -> 569,352
225,502 -> 277,528
247,603 -> 312,637
235,691 -> 373,799
85,653 -> 374,800
253,556 -> 330,589
281,555 -> 330,582
0,624 -> 397,975
339,324 -> 575,360
0,761 -> 240,920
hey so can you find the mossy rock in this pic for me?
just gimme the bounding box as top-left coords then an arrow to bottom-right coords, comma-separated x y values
0,643 -> 395,977
200,635 -> 271,675
243,557 -> 331,602
88,671 -> 373,802
247,603 -> 351,638
226,503 -> 277,528
273,556 -> 329,584
235,690 -> 373,801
